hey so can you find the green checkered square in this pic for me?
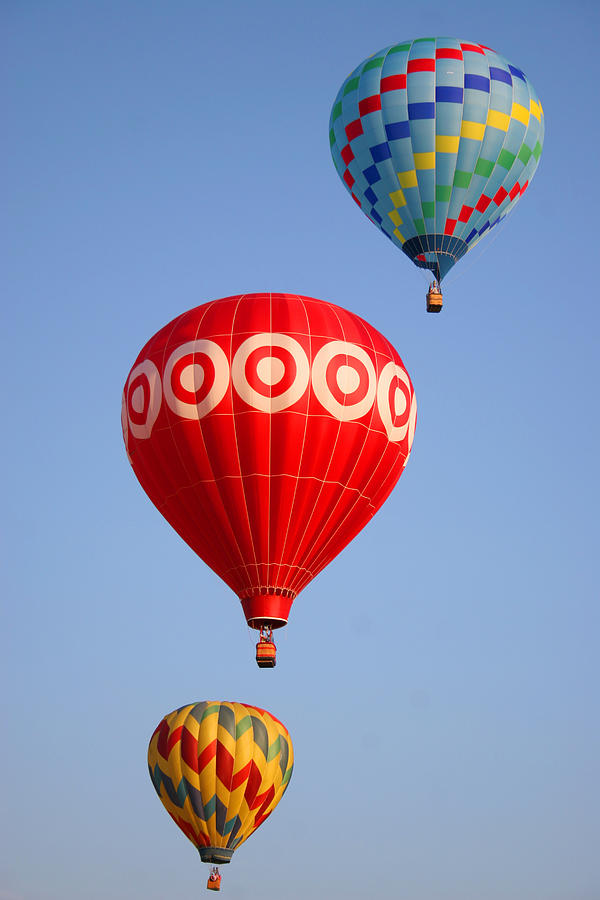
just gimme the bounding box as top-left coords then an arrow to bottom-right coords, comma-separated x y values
474,158 -> 494,178
453,170 -> 472,188
363,56 -> 385,72
518,144 -> 533,165
498,149 -> 516,170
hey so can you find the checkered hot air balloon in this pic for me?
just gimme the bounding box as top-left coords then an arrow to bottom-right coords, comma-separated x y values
329,38 -> 544,311
122,293 -> 416,666
148,701 -> 293,889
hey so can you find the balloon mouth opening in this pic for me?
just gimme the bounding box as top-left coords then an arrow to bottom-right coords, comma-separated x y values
241,592 -> 294,629
199,847 -> 234,864
248,616 -> 287,630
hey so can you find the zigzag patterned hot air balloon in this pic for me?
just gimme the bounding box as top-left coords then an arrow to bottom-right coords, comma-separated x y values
148,701 -> 293,888
329,37 -> 544,311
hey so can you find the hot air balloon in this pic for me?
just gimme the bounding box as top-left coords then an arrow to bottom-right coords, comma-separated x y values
122,293 -> 416,665
148,701 -> 293,891
329,38 -> 544,311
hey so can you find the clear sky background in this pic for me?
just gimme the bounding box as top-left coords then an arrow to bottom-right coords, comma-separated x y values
3,1 -> 599,898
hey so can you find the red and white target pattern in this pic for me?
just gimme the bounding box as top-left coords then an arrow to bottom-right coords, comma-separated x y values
163,340 -> 229,420
377,362 -> 417,449
312,340 -> 376,422
123,359 -> 161,440
123,332 -> 416,453
231,333 -> 310,413
122,294 -> 417,622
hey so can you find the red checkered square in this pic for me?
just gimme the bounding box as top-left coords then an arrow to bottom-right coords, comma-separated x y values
345,119 -> 363,142
493,186 -> 508,205
458,204 -> 473,222
436,48 -> 463,60
509,182 -> 520,200
407,58 -> 435,73
341,144 -> 354,165
460,42 -> 485,54
444,219 -> 457,235
359,94 -> 382,116
476,194 -> 492,213
380,74 -> 406,92
343,169 -> 355,189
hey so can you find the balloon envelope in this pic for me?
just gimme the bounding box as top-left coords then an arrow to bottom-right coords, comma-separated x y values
329,38 -> 544,283
122,293 -> 416,630
148,701 -> 293,863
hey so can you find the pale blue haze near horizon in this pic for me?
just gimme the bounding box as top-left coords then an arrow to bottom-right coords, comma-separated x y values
2,1 -> 599,898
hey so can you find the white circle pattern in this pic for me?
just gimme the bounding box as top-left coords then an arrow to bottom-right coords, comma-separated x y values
231,334 -> 310,413
163,340 -> 229,420
311,341 -> 376,422
376,362 -> 414,443
125,359 -> 162,440
126,334 -> 416,446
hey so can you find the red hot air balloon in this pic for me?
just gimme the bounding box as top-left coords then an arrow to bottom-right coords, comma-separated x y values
122,293 -> 416,665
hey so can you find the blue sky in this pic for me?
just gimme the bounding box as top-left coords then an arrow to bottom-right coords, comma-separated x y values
3,1 -> 599,898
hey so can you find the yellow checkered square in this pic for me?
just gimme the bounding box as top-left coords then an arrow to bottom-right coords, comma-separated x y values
511,103 -> 530,126
460,120 -> 485,141
487,109 -> 510,131
529,99 -> 542,122
397,170 -> 417,189
414,152 -> 435,170
436,135 -> 460,153
389,188 -> 406,207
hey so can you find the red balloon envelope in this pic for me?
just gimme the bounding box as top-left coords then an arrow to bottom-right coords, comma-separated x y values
122,293 -> 416,651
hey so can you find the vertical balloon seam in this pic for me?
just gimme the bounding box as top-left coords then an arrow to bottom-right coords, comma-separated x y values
282,302 -> 347,593
407,40 -> 428,269
230,705 -> 261,849
458,46 -> 513,244
418,41 -> 434,271
227,295 -> 263,591
230,713 -> 266,849
271,293 -> 313,591
181,304 -> 249,581
203,297 -> 261,589
214,296 -> 262,591
267,294 -> 273,583
302,309 -> 402,583
175,706 -> 204,846
432,38 -> 440,281
161,303 -> 246,587
283,301 -> 374,592
440,38 -> 465,271
293,309 -> 406,587
226,703 -> 254,846
196,703 -> 216,845
447,39 -> 468,264
187,702 -> 211,845
143,306 -> 230,577
234,712 -> 284,848
293,300 -> 376,583
381,43 -> 423,257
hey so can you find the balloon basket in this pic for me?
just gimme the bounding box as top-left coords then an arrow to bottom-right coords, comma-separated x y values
207,874 -> 221,891
256,640 -> 277,668
426,289 -> 443,313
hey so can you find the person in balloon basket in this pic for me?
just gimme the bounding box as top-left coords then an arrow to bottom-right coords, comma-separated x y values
207,866 -> 221,891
